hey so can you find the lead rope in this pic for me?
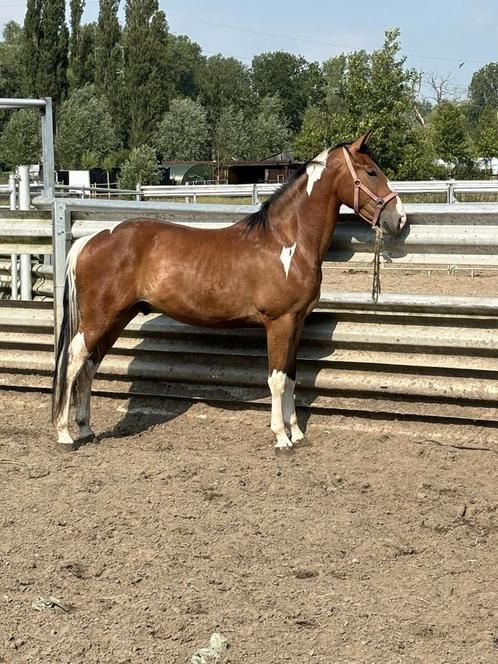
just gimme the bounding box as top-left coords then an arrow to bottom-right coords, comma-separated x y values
372,225 -> 384,304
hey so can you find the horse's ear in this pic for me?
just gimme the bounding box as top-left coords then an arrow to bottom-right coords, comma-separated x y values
350,129 -> 374,152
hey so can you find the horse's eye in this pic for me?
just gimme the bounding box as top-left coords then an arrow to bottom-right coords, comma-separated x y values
367,170 -> 377,177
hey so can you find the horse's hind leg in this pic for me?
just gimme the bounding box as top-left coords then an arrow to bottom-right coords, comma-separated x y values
55,332 -> 90,446
74,357 -> 99,440
282,319 -> 305,444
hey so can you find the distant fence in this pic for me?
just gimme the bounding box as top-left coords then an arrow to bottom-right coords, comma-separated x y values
2,178 -> 498,207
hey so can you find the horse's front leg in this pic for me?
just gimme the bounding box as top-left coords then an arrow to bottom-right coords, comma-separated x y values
265,314 -> 301,451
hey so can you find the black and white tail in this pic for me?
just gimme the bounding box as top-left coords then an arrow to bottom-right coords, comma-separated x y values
52,235 -> 94,425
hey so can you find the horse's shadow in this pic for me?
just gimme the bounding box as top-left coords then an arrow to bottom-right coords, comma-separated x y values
95,312 -> 338,443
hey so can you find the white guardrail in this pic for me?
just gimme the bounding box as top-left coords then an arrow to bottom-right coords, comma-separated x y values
1,179 -> 497,206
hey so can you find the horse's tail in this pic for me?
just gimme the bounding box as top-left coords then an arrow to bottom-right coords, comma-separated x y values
52,235 -> 92,425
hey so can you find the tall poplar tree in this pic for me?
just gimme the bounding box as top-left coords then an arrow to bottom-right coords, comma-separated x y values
95,0 -> 122,106
68,0 -> 94,89
23,0 -> 69,108
123,0 -> 169,147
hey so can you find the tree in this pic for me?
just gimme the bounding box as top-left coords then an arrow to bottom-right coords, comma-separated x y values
123,0 -> 169,147
248,96 -> 290,159
0,22 -> 24,99
322,54 -> 347,114
68,1 -> 95,90
69,23 -> 96,90
212,105 -> 250,177
198,55 -> 252,127
475,107 -> 498,171
431,100 -> 472,173
154,98 -> 210,161
425,72 -> 454,105
294,30 -> 430,177
95,0 -> 123,131
117,145 -> 160,189
165,35 -> 205,100
55,85 -> 120,168
251,51 -> 324,132
0,109 -> 41,169
23,0 -> 69,108
468,63 -> 498,122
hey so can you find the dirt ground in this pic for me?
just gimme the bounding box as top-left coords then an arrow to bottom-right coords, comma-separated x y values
321,266 -> 498,298
0,390 -> 497,663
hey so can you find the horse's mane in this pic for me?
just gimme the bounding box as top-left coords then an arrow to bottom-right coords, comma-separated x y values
244,140 -> 378,232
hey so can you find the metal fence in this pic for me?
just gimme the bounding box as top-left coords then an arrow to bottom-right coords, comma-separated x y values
0,196 -> 496,422
139,180 -> 498,204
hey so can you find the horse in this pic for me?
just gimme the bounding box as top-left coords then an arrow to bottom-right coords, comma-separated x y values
52,131 -> 407,452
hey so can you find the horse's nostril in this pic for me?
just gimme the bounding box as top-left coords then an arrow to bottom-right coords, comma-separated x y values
398,215 -> 407,231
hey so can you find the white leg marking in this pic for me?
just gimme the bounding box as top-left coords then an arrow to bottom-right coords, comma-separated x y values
306,148 -> 330,196
283,376 -> 305,443
75,358 -> 98,440
268,370 -> 292,449
280,243 -> 296,278
56,332 -> 90,445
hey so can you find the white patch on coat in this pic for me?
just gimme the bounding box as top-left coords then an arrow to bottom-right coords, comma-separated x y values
280,243 -> 296,278
306,148 -> 330,196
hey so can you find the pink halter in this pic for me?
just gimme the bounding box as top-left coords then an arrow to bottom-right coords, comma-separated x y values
342,147 -> 398,227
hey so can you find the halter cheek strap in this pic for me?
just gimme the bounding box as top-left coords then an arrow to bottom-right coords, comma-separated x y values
342,147 -> 398,227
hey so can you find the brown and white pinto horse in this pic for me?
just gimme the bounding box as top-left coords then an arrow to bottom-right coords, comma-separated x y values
53,131 -> 407,451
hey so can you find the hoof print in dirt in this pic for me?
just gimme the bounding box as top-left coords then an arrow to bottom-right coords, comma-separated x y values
56,441 -> 80,453
274,445 -> 295,457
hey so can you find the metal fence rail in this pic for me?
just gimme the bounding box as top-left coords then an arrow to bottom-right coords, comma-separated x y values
139,179 -> 498,203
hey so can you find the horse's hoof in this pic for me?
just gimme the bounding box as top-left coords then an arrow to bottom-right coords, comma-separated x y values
274,445 -> 295,457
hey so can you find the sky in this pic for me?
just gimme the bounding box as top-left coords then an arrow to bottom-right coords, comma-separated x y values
1,0 -> 497,100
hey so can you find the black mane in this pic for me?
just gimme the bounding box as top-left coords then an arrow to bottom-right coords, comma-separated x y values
243,140 -> 378,232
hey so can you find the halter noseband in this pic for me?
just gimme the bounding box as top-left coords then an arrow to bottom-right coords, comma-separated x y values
342,147 -> 398,227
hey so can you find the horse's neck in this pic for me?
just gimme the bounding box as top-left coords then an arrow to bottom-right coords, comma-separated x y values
270,174 -> 341,263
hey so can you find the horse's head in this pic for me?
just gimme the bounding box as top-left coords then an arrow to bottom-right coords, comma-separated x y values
333,131 -> 407,235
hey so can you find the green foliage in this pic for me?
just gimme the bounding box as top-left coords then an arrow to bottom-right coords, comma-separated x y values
154,98 -> 210,161
293,29 -> 430,178
68,0 -> 96,91
213,105 -> 250,168
123,0 -> 169,147
475,107 -> 498,166
468,63 -> 498,123
55,85 -> 120,168
117,144 -> 160,189
430,101 -> 473,172
95,0 -> 123,138
165,35 -> 205,100
251,51 -> 324,132
0,109 -> 41,169
0,22 -> 24,102
23,0 -> 69,108
248,96 -> 290,159
198,55 -> 252,126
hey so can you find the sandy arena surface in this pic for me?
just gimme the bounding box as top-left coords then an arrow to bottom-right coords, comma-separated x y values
0,390 -> 497,663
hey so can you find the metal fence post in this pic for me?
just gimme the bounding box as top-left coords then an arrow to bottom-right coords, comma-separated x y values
40,97 -> 55,203
136,183 -> 142,202
252,184 -> 259,205
9,172 -> 18,300
52,200 -> 71,349
448,180 -> 456,204
18,165 -> 32,300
